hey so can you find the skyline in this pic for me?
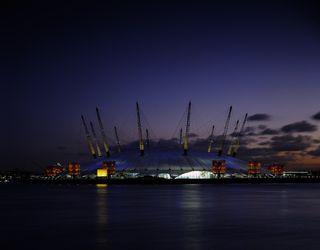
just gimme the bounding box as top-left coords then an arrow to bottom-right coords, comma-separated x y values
4,0 -> 320,170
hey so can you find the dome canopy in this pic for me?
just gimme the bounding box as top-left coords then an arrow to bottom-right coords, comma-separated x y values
82,149 -> 248,176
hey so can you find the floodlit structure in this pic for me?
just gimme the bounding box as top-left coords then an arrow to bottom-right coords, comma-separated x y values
80,103 -> 250,179
45,164 -> 65,177
96,161 -> 116,178
212,160 -> 227,178
97,168 -> 108,178
268,164 -> 285,175
82,149 -> 248,178
247,161 -> 261,176
68,162 -> 81,176
176,171 -> 214,179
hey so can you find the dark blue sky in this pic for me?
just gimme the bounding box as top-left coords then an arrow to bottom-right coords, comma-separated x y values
4,0 -> 320,170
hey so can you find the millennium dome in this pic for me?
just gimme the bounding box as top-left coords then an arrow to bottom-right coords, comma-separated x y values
82,148 -> 248,178
80,103 -> 250,179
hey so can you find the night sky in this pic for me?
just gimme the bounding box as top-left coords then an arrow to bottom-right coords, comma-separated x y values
4,0 -> 320,171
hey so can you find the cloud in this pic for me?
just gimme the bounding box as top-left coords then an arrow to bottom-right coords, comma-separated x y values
237,145 -> 300,165
243,126 -> 256,136
312,112 -> 320,120
258,125 -> 267,130
281,121 -> 317,133
247,114 -> 271,121
258,141 -> 270,146
270,134 -> 312,151
260,128 -> 279,135
308,147 -> 320,157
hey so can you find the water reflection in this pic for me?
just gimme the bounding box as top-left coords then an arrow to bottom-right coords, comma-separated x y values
9,184 -> 314,250
178,185 -> 204,250
96,184 -> 108,248
280,190 -> 289,215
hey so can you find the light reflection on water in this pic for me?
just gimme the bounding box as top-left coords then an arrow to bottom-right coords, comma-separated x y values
1,184 -> 320,250
96,184 -> 108,248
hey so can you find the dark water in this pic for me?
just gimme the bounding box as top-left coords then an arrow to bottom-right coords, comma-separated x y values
1,184 -> 320,250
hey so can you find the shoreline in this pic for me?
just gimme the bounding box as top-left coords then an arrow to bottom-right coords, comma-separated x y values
16,177 -> 320,185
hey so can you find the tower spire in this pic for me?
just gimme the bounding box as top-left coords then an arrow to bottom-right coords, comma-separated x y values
218,106 -> 232,156
227,120 -> 239,156
96,107 -> 111,157
136,102 -> 144,156
207,125 -> 215,153
114,126 -> 121,153
81,115 -> 96,158
90,121 -> 102,157
183,101 -> 192,156
146,129 -> 150,148
231,113 -> 248,157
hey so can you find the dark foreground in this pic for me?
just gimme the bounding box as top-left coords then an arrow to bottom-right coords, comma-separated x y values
1,184 -> 320,250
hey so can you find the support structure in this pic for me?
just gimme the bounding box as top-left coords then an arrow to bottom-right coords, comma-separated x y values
146,129 -> 150,148
179,128 -> 183,145
218,106 -> 232,156
136,102 -> 144,156
81,115 -> 96,158
96,107 -> 111,157
227,120 -> 239,156
90,121 -> 102,157
114,126 -> 121,153
183,101 -> 191,156
231,113 -> 248,157
207,125 -> 215,153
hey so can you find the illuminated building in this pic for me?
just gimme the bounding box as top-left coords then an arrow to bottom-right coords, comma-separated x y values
83,150 -> 248,179
45,164 -> 65,177
97,161 -> 116,178
212,160 -> 227,178
268,164 -> 284,175
248,161 -> 261,176
68,162 -> 80,176
81,103 -> 249,179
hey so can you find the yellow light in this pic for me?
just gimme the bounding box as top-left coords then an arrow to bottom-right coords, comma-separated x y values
96,184 -> 108,188
97,168 -> 108,177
